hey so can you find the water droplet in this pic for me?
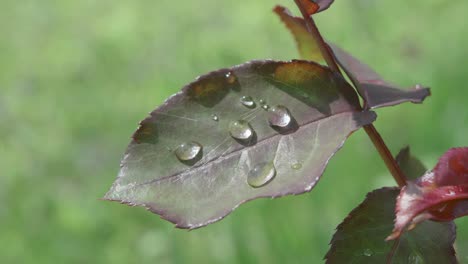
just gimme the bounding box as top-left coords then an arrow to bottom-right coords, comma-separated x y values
211,114 -> 219,121
261,104 -> 269,110
268,105 -> 292,127
247,162 -> 276,188
225,71 -> 237,84
240,95 -> 256,108
259,99 -> 266,105
408,254 -> 423,264
229,120 -> 253,140
174,141 -> 202,161
415,84 -> 423,89
291,162 -> 302,170
363,249 -> 373,257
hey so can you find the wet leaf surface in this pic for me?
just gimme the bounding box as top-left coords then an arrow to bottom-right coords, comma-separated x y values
329,43 -> 431,109
389,147 -> 468,240
104,60 -> 376,229
325,188 -> 457,264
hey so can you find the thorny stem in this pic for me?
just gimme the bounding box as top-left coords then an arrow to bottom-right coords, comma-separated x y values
293,0 -> 407,187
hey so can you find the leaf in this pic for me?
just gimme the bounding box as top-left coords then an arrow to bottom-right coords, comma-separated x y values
104,60 -> 376,229
274,5 -> 323,62
434,147 -> 468,186
313,0 -> 334,12
273,8 -> 430,110
325,188 -> 457,264
328,43 -> 431,109
396,146 -> 427,180
389,147 -> 468,240
296,0 -> 320,16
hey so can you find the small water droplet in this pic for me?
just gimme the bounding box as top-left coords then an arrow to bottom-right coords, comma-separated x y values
174,141 -> 202,161
259,99 -> 266,105
268,105 -> 292,127
247,162 -> 276,188
408,254 -> 423,264
211,114 -> 219,121
225,71 -> 237,84
363,249 -> 373,257
240,95 -> 256,108
415,84 -> 423,89
261,104 -> 269,110
229,120 -> 253,140
291,162 -> 302,170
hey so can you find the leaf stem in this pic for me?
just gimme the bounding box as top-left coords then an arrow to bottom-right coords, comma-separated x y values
293,0 -> 407,187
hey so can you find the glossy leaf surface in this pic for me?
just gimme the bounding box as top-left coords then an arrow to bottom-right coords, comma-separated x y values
329,43 -> 431,109
325,188 -> 457,263
104,60 -> 376,228
389,147 -> 468,240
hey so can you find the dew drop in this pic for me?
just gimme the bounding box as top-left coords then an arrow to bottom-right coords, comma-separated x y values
408,253 -> 423,264
211,114 -> 219,121
174,141 -> 202,161
225,71 -> 237,84
261,104 -> 269,110
247,162 -> 276,188
229,120 -> 253,140
291,162 -> 302,170
240,95 -> 256,108
268,105 -> 292,127
363,249 -> 373,257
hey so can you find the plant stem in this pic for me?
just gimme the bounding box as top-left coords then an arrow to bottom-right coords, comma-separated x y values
293,0 -> 407,187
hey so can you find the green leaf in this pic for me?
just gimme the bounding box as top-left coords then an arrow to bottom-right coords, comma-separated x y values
274,5 -> 323,62
396,146 -> 427,180
103,60 -> 376,229
325,188 -> 457,263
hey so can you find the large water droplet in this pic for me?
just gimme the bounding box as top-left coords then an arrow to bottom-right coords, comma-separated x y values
268,105 -> 292,127
291,162 -> 302,170
229,120 -> 253,140
225,71 -> 237,84
247,162 -> 276,188
240,95 -> 256,108
174,141 -> 202,161
211,114 -> 219,121
363,249 -> 373,257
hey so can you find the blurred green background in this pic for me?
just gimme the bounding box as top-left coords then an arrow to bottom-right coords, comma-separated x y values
1,0 -> 467,263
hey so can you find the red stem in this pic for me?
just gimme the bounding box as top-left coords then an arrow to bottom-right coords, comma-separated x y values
293,0 -> 407,187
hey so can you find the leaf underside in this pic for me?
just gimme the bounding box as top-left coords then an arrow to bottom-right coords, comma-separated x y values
325,188 -> 457,264
104,59 -> 376,229
328,43 -> 431,109
273,8 -> 430,109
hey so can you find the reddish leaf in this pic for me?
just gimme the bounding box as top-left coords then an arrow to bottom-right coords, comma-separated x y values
273,6 -> 322,62
328,43 -> 431,109
434,147 -> 468,186
104,60 -> 375,229
273,9 -> 430,110
326,188 -> 457,263
388,147 -> 468,240
297,0 -> 319,16
314,0 -> 334,12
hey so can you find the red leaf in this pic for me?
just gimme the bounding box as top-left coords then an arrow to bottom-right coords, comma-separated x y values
388,147 -> 468,240
297,0 -> 319,16
434,147 -> 468,186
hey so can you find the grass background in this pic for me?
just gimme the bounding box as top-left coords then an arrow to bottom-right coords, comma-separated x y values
1,0 -> 467,263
